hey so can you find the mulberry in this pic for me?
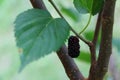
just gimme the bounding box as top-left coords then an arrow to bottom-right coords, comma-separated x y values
68,36 -> 80,58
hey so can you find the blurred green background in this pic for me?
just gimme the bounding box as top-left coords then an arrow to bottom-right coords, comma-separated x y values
0,0 -> 120,80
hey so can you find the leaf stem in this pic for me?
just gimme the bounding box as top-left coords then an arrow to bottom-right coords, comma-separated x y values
79,14 -> 92,35
48,0 -> 91,45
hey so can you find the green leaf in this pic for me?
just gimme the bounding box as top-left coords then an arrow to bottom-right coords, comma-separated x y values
14,9 -> 70,71
77,51 -> 90,63
73,0 -> 104,15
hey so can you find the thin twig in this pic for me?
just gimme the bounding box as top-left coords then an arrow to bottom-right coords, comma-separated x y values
88,7 -> 103,80
88,43 -> 96,80
48,0 -> 91,45
92,11 -> 102,46
48,0 -> 63,18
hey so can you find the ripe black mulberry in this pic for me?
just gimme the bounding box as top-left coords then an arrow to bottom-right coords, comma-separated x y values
68,36 -> 80,58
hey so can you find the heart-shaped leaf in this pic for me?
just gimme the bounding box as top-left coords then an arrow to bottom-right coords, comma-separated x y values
14,9 -> 70,71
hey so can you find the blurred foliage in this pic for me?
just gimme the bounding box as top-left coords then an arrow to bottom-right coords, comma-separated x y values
0,0 -> 4,5
84,30 -> 101,44
77,51 -> 90,63
84,31 -> 94,41
113,38 -> 120,52
61,7 -> 79,22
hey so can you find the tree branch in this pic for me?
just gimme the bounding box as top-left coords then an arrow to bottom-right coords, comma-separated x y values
57,45 -> 85,80
30,0 -> 85,80
88,42 -> 96,80
95,0 -> 116,80
30,0 -> 46,9
88,0 -> 116,80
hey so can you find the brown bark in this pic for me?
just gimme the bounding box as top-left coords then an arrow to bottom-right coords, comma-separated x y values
96,0 -> 116,79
